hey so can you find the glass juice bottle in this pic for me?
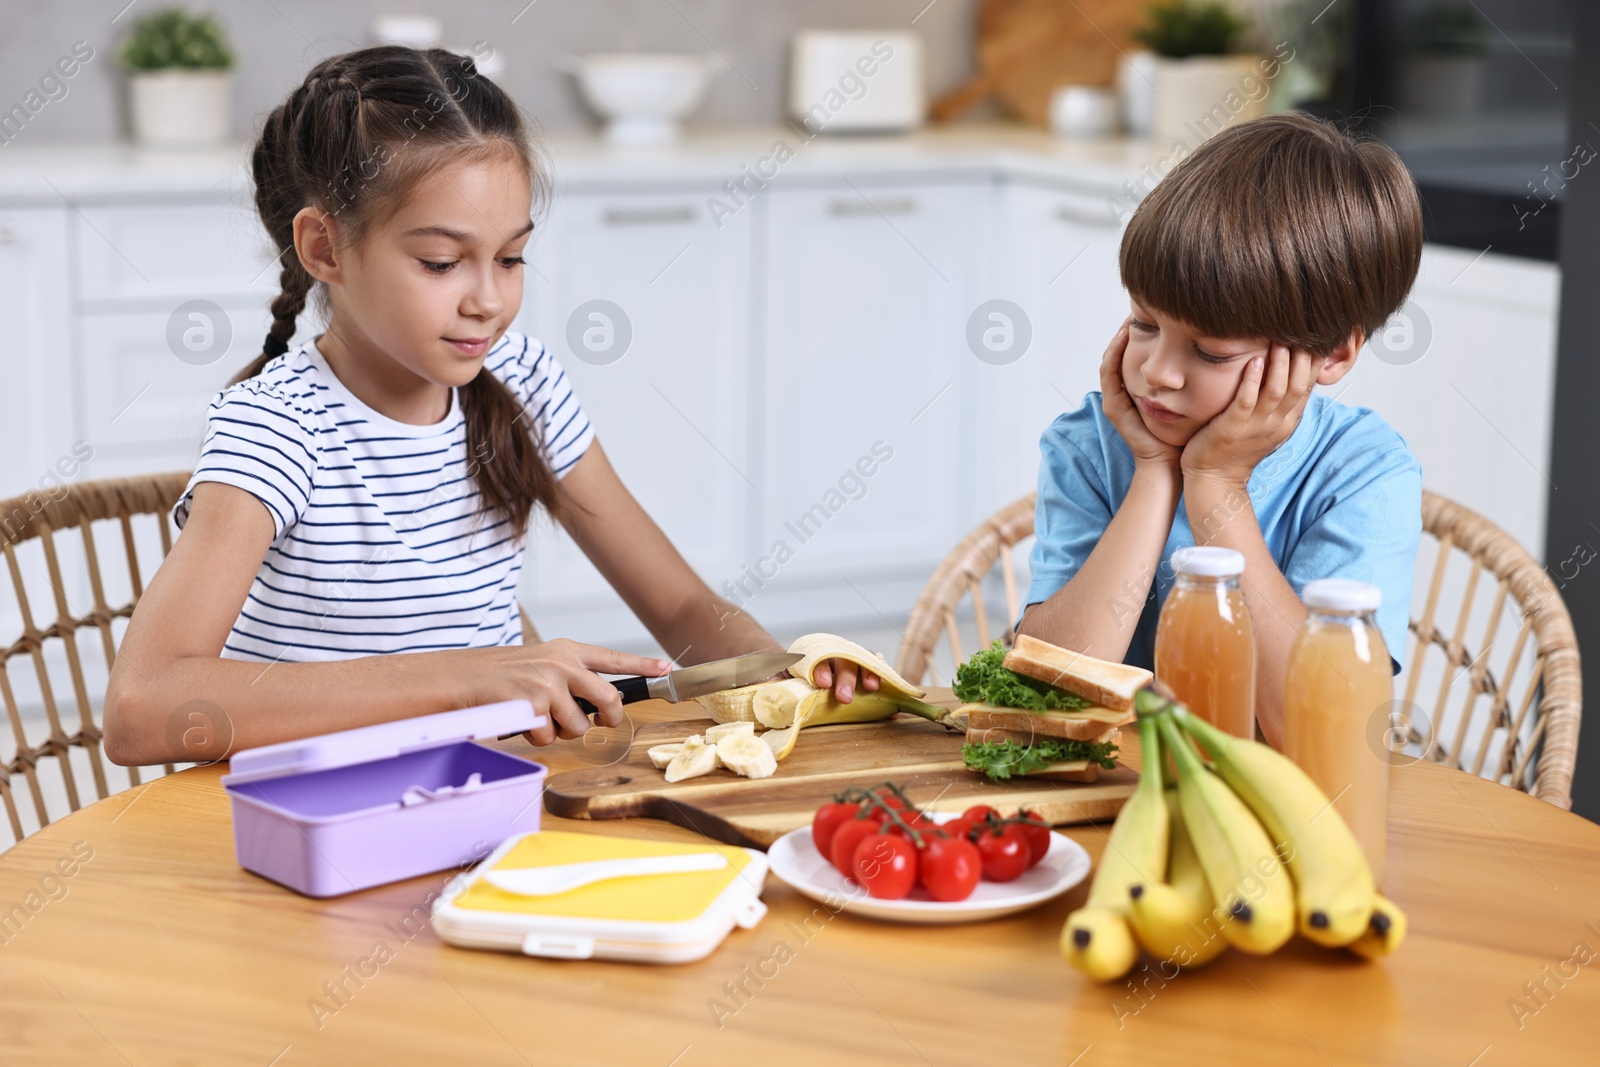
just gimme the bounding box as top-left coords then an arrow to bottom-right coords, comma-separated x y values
1154,546 -> 1257,738
1283,578 -> 1393,885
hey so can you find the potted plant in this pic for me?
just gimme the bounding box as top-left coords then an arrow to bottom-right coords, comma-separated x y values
1399,2 -> 1489,117
1134,0 -> 1261,146
120,7 -> 235,147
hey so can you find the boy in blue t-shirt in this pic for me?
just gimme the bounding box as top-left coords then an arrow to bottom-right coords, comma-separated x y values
1018,112 -> 1425,747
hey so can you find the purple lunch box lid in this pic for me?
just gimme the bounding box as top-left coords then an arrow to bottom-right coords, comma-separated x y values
220,700 -> 545,786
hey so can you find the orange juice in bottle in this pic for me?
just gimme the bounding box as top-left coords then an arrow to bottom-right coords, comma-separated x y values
1154,546 -> 1256,738
1283,578 -> 1392,885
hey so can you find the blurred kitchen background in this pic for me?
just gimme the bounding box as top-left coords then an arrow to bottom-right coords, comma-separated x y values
2,0 -> 1597,834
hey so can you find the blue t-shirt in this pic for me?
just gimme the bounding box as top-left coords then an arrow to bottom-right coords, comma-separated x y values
1022,391 -> 1422,674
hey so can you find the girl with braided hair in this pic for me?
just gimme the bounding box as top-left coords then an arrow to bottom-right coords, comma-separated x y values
104,46 -> 872,764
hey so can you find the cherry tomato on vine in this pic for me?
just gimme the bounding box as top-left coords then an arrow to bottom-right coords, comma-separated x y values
962,804 -> 1000,829
1016,810 -> 1052,867
886,812 -> 938,840
975,823 -> 1030,882
919,836 -> 982,901
941,815 -> 976,842
853,833 -> 918,899
872,788 -> 910,811
812,803 -> 860,859
829,818 -> 885,880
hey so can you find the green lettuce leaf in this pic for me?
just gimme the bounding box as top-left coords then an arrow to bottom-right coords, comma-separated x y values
952,641 -> 1093,711
960,737 -> 1120,781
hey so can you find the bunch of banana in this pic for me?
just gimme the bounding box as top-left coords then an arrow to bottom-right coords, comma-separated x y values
663,633 -> 956,780
1061,690 -> 1407,982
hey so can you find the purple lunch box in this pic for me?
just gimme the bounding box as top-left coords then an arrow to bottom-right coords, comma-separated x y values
220,700 -> 549,897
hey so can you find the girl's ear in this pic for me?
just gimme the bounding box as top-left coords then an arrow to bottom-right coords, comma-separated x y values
293,207 -> 343,286
1315,327 -> 1365,386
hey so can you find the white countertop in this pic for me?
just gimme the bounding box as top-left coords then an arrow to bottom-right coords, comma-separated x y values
0,124 -> 1167,203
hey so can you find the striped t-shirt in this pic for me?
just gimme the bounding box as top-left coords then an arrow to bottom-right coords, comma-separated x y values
174,332 -> 593,662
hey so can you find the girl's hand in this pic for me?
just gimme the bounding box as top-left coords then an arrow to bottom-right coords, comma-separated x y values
813,659 -> 881,703
476,639 -> 670,745
1181,344 -> 1321,490
1100,320 -> 1181,476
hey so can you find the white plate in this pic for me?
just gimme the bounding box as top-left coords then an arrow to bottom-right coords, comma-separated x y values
766,812 -> 1092,924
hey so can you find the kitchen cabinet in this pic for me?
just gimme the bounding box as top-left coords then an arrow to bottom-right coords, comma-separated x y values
1328,245 -> 1560,559
0,207 -> 74,500
758,180 -> 981,590
516,188 -> 755,645
75,305 -> 274,482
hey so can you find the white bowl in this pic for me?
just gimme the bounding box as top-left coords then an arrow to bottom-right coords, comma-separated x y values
564,53 -> 724,146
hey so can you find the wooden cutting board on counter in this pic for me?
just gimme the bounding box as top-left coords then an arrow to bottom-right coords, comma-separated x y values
931,0 -> 1146,125
542,716 -> 1137,849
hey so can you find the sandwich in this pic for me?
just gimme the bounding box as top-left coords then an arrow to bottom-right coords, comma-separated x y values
955,634 -> 1151,782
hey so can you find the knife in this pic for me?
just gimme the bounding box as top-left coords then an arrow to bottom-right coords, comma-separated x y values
517,650 -> 803,722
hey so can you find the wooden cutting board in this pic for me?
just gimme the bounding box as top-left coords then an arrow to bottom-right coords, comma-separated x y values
932,0 -> 1147,126
542,716 -> 1137,849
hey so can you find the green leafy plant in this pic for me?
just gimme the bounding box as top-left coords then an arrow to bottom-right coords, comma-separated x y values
952,641 -> 1093,712
1405,2 -> 1489,56
1134,0 -> 1251,59
120,8 -> 234,72
961,738 -> 1120,781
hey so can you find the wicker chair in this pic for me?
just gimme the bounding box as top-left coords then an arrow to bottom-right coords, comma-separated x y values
895,490 -> 1583,810
1,472 -> 190,847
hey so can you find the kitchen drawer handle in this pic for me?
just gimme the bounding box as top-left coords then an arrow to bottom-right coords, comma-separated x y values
1055,201 -> 1119,228
828,197 -> 919,218
602,205 -> 699,226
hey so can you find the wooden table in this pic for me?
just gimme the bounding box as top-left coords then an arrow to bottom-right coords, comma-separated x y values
2,695 -> 1597,1066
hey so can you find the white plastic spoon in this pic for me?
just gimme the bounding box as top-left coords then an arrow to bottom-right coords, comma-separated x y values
484,853 -> 729,897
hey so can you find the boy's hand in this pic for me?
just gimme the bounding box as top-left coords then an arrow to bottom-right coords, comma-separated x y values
1100,320 -> 1181,477
1182,344 -> 1322,489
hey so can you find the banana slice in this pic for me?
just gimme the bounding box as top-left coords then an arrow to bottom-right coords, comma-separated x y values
663,737 -> 719,782
698,682 -> 765,723
705,721 -> 756,744
753,678 -> 816,728
715,733 -> 778,779
787,633 -> 926,699
646,743 -> 685,769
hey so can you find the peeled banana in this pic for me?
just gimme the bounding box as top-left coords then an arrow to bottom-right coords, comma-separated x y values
671,634 -> 956,781
698,682 -> 768,724
760,690 -> 909,761
1157,713 -> 1295,956
1062,713 -> 1168,982
1175,708 -> 1376,948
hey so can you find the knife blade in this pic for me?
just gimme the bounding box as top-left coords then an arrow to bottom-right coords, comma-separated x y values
650,651 -> 803,702
494,651 -> 803,731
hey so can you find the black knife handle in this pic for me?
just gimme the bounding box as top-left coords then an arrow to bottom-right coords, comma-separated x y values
575,674 -> 652,717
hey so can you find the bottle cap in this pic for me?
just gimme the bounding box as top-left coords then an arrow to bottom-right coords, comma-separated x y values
1302,578 -> 1382,613
1171,546 -> 1245,578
